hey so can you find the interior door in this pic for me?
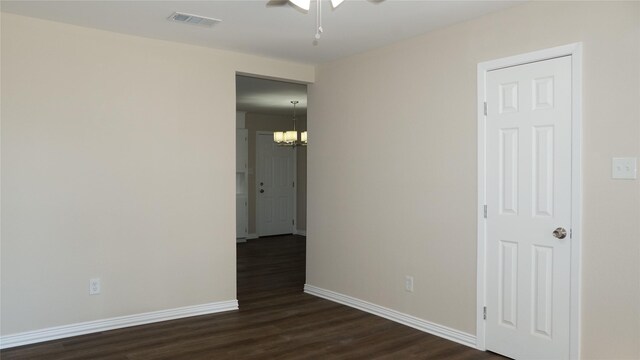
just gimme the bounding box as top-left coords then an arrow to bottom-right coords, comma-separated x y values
256,132 -> 294,237
485,56 -> 572,359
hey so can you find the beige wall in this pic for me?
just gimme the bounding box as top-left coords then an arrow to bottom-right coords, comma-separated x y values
306,2 -> 640,359
0,13 -> 313,336
245,113 -> 307,234
2,3 -> 639,358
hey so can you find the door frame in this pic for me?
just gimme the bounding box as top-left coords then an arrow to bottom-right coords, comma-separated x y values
476,43 -> 582,359
255,130 -> 297,237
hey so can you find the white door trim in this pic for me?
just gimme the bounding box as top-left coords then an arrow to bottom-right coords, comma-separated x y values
255,131 -> 297,237
292,145 -> 298,233
476,43 -> 582,359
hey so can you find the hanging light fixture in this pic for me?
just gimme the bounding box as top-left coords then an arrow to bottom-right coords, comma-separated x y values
274,100 -> 307,146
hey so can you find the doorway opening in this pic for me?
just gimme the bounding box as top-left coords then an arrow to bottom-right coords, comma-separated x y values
235,74 -> 308,303
235,75 -> 308,240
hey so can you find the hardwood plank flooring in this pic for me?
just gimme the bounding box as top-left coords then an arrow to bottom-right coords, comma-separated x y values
2,235 -> 506,359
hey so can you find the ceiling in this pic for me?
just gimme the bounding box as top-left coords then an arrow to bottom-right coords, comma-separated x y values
1,0 -> 523,65
236,75 -> 307,115
2,0 -> 522,115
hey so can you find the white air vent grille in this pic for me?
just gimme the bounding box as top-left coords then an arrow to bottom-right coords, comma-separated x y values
168,12 -> 221,28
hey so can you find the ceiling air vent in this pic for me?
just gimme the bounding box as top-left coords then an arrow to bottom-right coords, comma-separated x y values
168,12 -> 221,28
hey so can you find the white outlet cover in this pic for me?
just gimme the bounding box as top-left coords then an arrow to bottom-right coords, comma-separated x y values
89,278 -> 101,295
405,276 -> 414,292
612,157 -> 637,179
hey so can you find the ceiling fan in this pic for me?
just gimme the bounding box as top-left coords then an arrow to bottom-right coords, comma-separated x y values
268,0 -> 377,41
267,0 -> 344,11
291,0 -> 344,11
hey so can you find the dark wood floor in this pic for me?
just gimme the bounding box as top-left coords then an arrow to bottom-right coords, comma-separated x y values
2,235 -> 505,359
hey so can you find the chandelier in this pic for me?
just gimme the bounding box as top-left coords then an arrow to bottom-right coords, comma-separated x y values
274,100 -> 307,146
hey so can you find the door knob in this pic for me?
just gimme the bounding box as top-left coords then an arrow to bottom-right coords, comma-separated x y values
260,189 -> 264,193
552,227 -> 567,239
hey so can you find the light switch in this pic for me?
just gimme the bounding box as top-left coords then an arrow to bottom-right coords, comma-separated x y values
612,157 -> 637,179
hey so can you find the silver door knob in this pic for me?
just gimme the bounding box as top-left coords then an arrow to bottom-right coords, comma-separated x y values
553,227 -> 567,239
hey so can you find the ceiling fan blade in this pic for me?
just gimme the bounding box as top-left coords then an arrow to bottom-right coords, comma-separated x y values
266,0 -> 289,7
289,0 -> 311,11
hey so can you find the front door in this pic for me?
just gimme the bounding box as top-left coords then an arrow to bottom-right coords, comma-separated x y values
256,132 -> 294,237
485,55 -> 572,359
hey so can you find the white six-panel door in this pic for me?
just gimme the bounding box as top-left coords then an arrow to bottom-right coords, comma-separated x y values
256,132 -> 294,237
485,56 -> 572,359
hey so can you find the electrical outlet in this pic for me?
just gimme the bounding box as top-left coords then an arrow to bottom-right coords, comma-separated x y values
89,278 -> 101,295
405,276 -> 414,292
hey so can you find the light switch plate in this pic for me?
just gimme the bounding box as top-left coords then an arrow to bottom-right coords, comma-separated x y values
612,157 -> 637,179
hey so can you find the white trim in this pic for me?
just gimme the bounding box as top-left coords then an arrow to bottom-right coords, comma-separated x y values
293,146 -> 298,234
476,42 -> 582,359
569,43 -> 583,360
304,284 -> 476,348
0,300 -> 238,349
294,229 -> 307,236
476,59 -> 488,352
247,233 -> 259,240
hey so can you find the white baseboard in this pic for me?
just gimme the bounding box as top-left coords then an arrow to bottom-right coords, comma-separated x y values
294,229 -> 307,236
304,284 -> 476,348
0,300 -> 238,349
247,233 -> 259,239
